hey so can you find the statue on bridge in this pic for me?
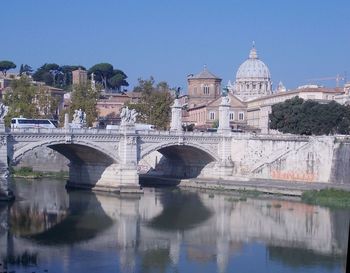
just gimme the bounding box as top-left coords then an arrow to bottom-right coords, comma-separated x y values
72,109 -> 87,127
0,103 -> 9,123
221,86 -> 230,105
120,106 -> 138,126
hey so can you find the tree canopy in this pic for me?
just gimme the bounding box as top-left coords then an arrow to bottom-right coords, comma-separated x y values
0,60 -> 16,76
32,63 -> 85,90
3,76 -> 39,125
127,77 -> 173,130
19,64 -> 33,76
88,63 -> 128,92
3,76 -> 62,126
269,96 -> 350,135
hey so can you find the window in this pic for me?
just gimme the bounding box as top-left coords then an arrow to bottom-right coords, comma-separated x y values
194,87 -> 197,93
238,112 -> 244,120
209,111 -> 215,120
203,85 -> 210,95
229,112 -> 235,121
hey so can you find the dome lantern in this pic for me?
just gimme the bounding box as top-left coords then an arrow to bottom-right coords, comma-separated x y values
230,43 -> 273,101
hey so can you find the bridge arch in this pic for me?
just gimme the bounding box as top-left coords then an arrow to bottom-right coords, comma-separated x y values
12,139 -> 119,165
140,141 -> 219,162
139,141 -> 219,178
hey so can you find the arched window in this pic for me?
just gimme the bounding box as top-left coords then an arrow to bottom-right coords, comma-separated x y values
209,111 -> 215,120
238,112 -> 244,120
203,85 -> 210,95
229,112 -> 235,121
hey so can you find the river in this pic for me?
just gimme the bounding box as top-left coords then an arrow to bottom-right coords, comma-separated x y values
0,178 -> 348,273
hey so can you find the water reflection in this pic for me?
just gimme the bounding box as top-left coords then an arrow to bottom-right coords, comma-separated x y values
0,179 -> 348,273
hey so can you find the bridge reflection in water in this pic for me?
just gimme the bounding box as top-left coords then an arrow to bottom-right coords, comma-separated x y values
0,178 -> 348,273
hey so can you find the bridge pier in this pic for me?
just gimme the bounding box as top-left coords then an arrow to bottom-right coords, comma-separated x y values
118,127 -> 142,193
0,124 -> 14,201
64,123 -> 142,194
67,162 -> 141,193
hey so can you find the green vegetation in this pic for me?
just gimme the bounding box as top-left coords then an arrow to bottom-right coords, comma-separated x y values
269,96 -> 350,135
127,77 -> 173,129
13,167 -> 42,178
88,63 -> 128,91
32,63 -> 86,90
3,76 -> 59,126
12,167 -> 68,179
301,188 -> 350,208
19,64 -> 33,76
0,60 -> 16,76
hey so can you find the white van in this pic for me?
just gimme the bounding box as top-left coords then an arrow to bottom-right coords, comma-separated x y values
135,123 -> 155,131
11,118 -> 58,129
106,125 -> 120,130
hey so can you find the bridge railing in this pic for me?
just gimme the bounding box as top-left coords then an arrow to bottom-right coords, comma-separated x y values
8,127 -> 349,142
8,127 -> 220,137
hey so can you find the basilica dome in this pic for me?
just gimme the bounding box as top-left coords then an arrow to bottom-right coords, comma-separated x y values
229,44 -> 273,101
236,46 -> 271,80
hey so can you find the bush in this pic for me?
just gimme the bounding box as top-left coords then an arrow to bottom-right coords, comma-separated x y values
302,188 -> 350,207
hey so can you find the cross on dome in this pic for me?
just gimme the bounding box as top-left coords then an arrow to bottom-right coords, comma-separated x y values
249,41 -> 258,59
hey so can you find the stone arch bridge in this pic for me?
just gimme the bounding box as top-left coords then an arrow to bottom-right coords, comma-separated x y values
0,126 -> 349,199
0,127 -> 230,195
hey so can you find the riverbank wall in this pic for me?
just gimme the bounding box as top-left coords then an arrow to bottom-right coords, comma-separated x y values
12,135 -> 350,187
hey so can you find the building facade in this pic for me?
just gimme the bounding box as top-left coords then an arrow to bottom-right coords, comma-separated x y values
187,66 -> 222,108
72,68 -> 88,85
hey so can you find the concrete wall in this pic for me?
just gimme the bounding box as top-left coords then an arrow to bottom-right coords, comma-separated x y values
9,133 -> 350,185
230,135 -> 349,184
14,146 -> 69,172
330,142 -> 350,184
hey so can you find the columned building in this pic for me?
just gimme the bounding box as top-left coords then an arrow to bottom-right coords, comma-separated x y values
228,44 -> 272,101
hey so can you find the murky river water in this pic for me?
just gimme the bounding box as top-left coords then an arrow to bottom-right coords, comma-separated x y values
0,178 -> 348,273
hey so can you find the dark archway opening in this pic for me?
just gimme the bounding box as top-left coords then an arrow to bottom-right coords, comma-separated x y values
140,145 -> 216,186
13,144 -> 116,190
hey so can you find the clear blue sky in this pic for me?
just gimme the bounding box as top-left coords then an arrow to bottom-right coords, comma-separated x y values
1,0 -> 349,91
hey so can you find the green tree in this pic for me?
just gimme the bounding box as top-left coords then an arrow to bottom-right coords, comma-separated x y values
0,60 -> 16,76
19,64 -> 33,76
88,63 -> 128,92
108,69 -> 129,91
212,119 -> 219,128
32,63 -> 61,86
269,96 -> 350,135
88,63 -> 113,90
35,86 -> 59,119
3,76 -> 38,126
70,83 -> 99,126
127,77 -> 173,129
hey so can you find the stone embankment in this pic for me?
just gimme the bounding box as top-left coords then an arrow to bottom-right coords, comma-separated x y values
141,175 -> 350,196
